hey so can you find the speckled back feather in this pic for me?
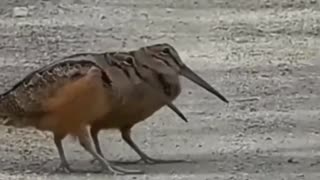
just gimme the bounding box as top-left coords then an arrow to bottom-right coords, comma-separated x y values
0,60 -> 111,123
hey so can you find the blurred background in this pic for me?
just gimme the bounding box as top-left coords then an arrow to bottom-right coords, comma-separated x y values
0,0 -> 319,179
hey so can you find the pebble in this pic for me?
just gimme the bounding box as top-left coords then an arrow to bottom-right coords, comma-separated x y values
288,157 -> 299,164
12,7 -> 29,18
166,8 -> 173,13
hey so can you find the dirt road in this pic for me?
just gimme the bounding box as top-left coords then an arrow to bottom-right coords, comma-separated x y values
0,0 -> 319,179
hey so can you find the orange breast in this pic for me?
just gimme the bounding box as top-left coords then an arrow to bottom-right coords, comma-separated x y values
38,73 -> 111,136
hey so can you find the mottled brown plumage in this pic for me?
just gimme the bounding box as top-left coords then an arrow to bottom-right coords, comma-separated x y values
91,43 -> 229,164
63,43 -> 228,165
61,50 -> 188,164
0,59 -> 141,175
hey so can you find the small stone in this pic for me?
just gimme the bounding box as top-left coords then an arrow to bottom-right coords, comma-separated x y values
24,169 -> 33,174
6,127 -> 13,134
234,37 -> 249,43
13,7 -> 29,18
236,133 -> 244,137
288,157 -> 299,164
296,173 -> 304,178
249,107 -> 257,112
166,8 -> 173,13
265,137 -> 272,140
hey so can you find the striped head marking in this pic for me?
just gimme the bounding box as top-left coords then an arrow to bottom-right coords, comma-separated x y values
105,52 -> 137,69
141,43 -> 229,103
142,43 -> 184,72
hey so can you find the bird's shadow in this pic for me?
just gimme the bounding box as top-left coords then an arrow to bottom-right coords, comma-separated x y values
1,145 -> 320,176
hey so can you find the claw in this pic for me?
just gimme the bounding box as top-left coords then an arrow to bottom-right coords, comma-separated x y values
110,164 -> 144,175
140,157 -> 188,164
54,163 -> 73,174
113,157 -> 189,165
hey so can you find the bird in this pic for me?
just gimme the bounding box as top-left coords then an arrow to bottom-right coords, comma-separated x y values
61,50 -> 190,164
62,42 -> 228,165
61,52 -> 187,123
103,43 -> 229,164
0,59 -> 142,175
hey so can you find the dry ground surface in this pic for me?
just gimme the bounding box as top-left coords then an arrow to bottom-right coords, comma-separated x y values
0,0 -> 320,179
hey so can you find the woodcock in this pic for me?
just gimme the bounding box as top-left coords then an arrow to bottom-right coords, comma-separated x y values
61,48 -> 189,164
61,43 -> 229,165
0,59 -> 145,175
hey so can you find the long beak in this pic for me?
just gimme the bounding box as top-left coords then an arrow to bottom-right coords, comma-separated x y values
166,103 -> 188,123
180,65 -> 229,103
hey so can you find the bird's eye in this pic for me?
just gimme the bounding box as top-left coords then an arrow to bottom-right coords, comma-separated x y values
122,56 -> 135,67
123,57 -> 134,65
162,47 -> 170,54
125,57 -> 134,64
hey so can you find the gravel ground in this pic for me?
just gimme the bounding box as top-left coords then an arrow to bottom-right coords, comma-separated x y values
0,0 -> 320,179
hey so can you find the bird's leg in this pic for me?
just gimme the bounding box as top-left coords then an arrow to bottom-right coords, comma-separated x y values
78,126 -> 143,175
90,127 -> 105,164
53,134 -> 73,173
118,126 -> 187,164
